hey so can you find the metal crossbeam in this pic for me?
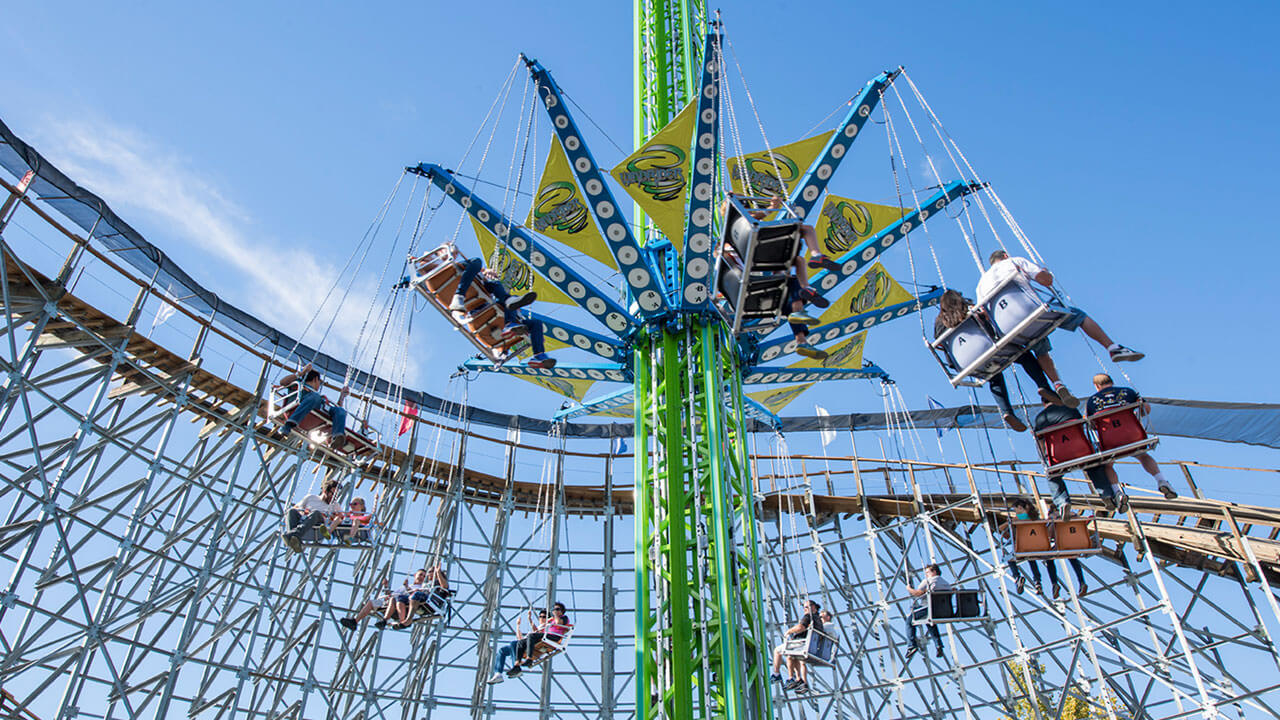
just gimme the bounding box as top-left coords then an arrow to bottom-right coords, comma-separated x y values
409,164 -> 638,337
742,364 -> 887,384
553,386 -> 635,422
461,357 -> 629,383
524,59 -> 671,318
755,289 -> 946,363
528,312 -> 627,362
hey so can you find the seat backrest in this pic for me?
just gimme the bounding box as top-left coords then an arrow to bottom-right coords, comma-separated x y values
807,631 -> 835,663
1014,520 -> 1052,554
955,590 -> 982,618
945,316 -> 996,371
1054,518 -> 1096,553
1038,422 -> 1094,466
986,280 -> 1043,336
929,592 -> 954,620
1093,407 -> 1148,451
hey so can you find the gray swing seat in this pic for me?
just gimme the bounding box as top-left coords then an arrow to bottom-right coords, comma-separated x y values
714,195 -> 804,335
782,626 -> 839,667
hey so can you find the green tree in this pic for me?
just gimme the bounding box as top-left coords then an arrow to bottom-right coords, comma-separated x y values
1000,660 -> 1130,720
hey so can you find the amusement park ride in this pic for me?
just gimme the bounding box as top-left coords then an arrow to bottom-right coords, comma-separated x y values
0,2 -> 1279,720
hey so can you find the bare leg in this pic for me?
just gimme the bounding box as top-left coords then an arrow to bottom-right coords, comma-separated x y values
382,601 -> 398,623
1137,453 -> 1160,477
772,646 -> 785,673
1036,352 -> 1062,384
354,601 -> 377,622
406,597 -> 421,623
801,224 -> 822,257
786,655 -> 801,680
1079,316 -> 1114,348
793,257 -> 811,288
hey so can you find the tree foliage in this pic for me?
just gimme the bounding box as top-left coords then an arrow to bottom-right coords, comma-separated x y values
1000,660 -> 1130,720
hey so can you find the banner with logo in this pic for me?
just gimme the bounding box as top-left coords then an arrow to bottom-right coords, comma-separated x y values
747,383 -> 814,414
471,218 -> 573,306
514,374 -> 596,402
610,101 -> 697,250
813,194 -> 906,257
527,137 -> 617,270
820,261 -> 913,323
589,401 -> 634,419
790,332 -> 865,370
726,131 -> 834,198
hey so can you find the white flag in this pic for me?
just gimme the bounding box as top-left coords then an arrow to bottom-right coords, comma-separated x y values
149,284 -> 177,335
814,404 -> 837,448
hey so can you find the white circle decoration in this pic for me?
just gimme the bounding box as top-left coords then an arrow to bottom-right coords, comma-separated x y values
567,281 -> 586,298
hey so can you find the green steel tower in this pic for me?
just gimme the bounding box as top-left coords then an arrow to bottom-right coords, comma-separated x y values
632,2 -> 772,718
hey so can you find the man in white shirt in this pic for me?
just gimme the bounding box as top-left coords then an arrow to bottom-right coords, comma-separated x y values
905,564 -> 950,660
977,250 -> 1142,405
281,480 -> 342,552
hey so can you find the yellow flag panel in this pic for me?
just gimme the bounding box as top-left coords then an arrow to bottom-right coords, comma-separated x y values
747,383 -> 814,414
790,332 -> 866,371
589,402 -> 634,419
813,194 -> 906,257
820,262 -> 913,324
471,218 -> 574,306
726,131 -> 834,197
610,101 -> 697,250
527,137 -> 617,270
513,374 -> 596,402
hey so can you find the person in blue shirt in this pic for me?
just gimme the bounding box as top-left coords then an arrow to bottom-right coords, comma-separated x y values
1086,374 -> 1177,499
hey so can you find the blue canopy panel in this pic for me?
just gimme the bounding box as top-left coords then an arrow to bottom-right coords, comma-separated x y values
807,181 -> 978,298
678,28 -> 722,310
525,58 -> 670,318
787,69 -> 901,218
743,396 -> 783,430
462,358 -> 630,384
555,386 -> 635,422
743,365 -> 887,385
412,164 -> 637,338
755,290 -> 945,364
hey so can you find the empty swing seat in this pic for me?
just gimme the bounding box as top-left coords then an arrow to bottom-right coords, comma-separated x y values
782,626 -> 839,667
1033,401 -> 1159,476
267,386 -> 380,463
929,275 -> 1073,387
407,244 -> 532,364
715,195 -> 803,335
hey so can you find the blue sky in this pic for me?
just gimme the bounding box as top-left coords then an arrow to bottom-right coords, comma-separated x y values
2,2 -> 1278,476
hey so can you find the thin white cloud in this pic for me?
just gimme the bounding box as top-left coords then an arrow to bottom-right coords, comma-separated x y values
35,117 -> 422,383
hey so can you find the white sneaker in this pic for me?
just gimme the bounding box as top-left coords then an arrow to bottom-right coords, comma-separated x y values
1109,345 -> 1144,362
449,295 -> 467,312
487,672 -> 505,685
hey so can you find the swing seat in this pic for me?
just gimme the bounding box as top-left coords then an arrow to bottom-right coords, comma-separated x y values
1013,517 -> 1101,558
518,625 -> 573,669
715,195 -> 803,335
266,386 -> 380,463
412,587 -> 452,620
1012,519 -> 1053,556
331,520 -> 374,544
913,589 -> 986,625
407,244 -> 531,363
781,626 -> 839,667
1034,402 -> 1159,475
930,276 -> 1073,387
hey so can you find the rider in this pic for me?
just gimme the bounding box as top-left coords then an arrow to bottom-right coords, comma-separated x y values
450,257 -> 555,369
905,564 -> 949,661
771,598 -> 824,693
1086,373 -> 1177,499
280,479 -> 342,552
274,364 -> 349,448
1032,398 -> 1125,513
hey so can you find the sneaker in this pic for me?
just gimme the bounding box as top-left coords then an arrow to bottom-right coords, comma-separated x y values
507,292 -> 537,312
449,295 -> 467,312
1109,345 -> 1144,362
1101,494 -> 1118,512
798,286 -> 830,309
787,311 -> 820,326
1055,384 -> 1079,407
374,619 -> 387,629
807,254 -> 840,271
904,646 -> 919,662
1078,582 -> 1089,596
283,533 -> 302,553
795,345 -> 828,360
1159,483 -> 1178,500
507,666 -> 522,678
1116,493 -> 1130,513
1015,576 -> 1025,594
935,647 -> 945,658
1052,584 -> 1061,600
795,682 -> 810,694
770,673 -> 783,683
1038,387 -> 1062,405
1002,413 -> 1027,432
487,672 -> 505,685
339,617 -> 358,630
1032,582 -> 1043,596
328,434 -> 346,450
392,621 -> 409,630
783,679 -> 802,691
501,322 -> 528,338
527,353 -> 557,369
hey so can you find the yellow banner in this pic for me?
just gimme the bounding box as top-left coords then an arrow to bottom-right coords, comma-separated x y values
588,402 -> 633,419
727,131 -> 834,197
747,383 -> 814,414
471,218 -> 573,306
790,332 -> 866,370
514,374 -> 596,402
820,261 -> 913,323
813,194 -> 906,257
610,101 -> 697,250
527,137 -> 617,270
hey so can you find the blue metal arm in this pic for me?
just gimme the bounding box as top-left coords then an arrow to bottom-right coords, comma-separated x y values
787,69 -> 901,218
742,364 -> 888,384
524,56 -> 671,318
529,311 -> 628,362
554,386 -> 635,422
809,182 -> 978,296
461,358 -> 630,383
755,289 -> 946,363
742,396 -> 783,430
678,29 -> 721,309
409,163 -> 637,338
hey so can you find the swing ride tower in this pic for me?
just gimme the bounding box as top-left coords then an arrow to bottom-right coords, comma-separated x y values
630,3 -> 770,719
